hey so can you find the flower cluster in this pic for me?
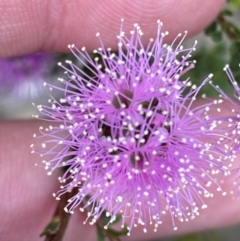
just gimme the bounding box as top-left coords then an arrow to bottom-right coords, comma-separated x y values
211,65 -> 240,180
32,21 -> 235,233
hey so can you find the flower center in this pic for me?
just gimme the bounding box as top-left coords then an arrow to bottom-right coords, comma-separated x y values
112,89 -> 133,109
130,152 -> 145,170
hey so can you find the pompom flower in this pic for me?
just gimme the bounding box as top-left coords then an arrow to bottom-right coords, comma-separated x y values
209,65 -> 240,148
33,21 -> 234,233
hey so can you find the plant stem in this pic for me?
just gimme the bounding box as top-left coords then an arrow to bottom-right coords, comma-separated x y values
217,15 -> 238,41
41,190 -> 76,241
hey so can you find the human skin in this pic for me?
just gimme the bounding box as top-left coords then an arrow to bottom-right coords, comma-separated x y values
1,0 -> 238,241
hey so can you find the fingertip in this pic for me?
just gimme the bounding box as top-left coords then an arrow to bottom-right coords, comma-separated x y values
0,0 -> 226,57
0,120 -> 59,240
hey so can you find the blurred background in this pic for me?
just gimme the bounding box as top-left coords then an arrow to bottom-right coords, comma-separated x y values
0,1 -> 240,241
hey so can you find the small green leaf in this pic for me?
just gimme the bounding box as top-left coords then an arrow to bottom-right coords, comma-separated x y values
204,21 -> 218,35
40,216 -> 61,237
99,211 -> 123,227
109,214 -> 122,226
107,226 -> 129,237
97,226 -> 105,241
229,41 -> 240,83
229,41 -> 240,70
99,211 -> 111,224
211,31 -> 223,42
227,21 -> 240,39
221,9 -> 233,16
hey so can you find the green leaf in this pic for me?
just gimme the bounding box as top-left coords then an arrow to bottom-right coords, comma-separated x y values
107,226 -> 129,237
227,21 -> 240,39
218,18 -> 240,41
97,226 -> 105,241
229,0 -> 240,10
210,31 -> 223,42
109,214 -> 122,226
204,21 -> 218,35
99,211 -> 111,224
40,216 -> 61,237
229,41 -> 240,70
184,44 -> 230,97
229,41 -> 240,82
99,211 -> 123,227
221,9 -> 233,16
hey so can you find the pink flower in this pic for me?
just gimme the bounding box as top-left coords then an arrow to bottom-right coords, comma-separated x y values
33,21 -> 234,233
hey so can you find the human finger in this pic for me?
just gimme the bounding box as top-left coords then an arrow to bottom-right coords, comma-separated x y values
0,0 -> 225,57
1,119 -> 240,241
0,120 -> 60,241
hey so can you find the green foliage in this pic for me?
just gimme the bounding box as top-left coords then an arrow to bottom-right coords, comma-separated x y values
184,43 -> 232,97
229,0 -> 240,10
229,41 -> 240,77
205,16 -> 240,43
204,0 -> 240,44
201,0 -> 240,96
107,226 -> 129,237
96,211 -> 128,241
97,226 -> 105,241
204,21 -> 223,42
40,216 -> 61,237
210,31 -> 223,42
204,21 -> 218,35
